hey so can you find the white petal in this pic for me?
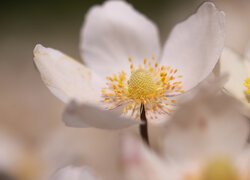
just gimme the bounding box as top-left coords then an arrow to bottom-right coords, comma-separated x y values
161,2 -> 225,91
220,48 -> 249,104
63,101 -> 139,129
122,136 -> 202,180
164,93 -> 249,160
121,135 -> 168,180
80,1 -> 160,77
51,165 -> 98,180
33,44 -> 98,103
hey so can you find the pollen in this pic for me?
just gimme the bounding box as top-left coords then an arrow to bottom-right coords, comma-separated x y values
128,69 -> 159,100
244,77 -> 250,95
101,56 -> 184,120
201,157 -> 239,180
182,157 -> 242,180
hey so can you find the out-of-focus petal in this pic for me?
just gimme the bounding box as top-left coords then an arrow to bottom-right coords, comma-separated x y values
161,2 -> 225,91
81,1 -> 160,77
41,127 -> 124,180
51,165 -> 98,180
63,101 -> 139,129
220,48 -> 249,105
164,88 -> 249,160
121,135 -> 168,180
0,132 -> 24,172
33,44 -> 98,103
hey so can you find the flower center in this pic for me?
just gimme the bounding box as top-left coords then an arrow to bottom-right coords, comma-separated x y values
243,78 -> 250,103
128,69 -> 159,101
101,57 -> 184,120
201,157 -> 239,180
183,157 -> 241,180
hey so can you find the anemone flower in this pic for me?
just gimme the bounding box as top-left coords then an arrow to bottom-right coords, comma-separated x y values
220,48 -> 250,114
122,136 -> 250,180
121,84 -> 249,180
33,1 -> 225,143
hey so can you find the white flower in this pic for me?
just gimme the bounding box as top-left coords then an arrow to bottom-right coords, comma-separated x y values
122,136 -> 250,180
220,47 -> 250,112
121,86 -> 250,180
33,1 -> 225,129
163,87 -> 249,161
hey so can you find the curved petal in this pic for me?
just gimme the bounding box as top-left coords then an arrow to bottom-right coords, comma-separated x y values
80,1 -> 160,77
33,44 -> 99,103
63,101 -> 139,129
220,48 -> 249,104
161,2 -> 225,91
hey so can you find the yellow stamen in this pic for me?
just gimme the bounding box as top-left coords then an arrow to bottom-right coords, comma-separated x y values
128,69 -> 159,100
243,77 -> 250,103
201,157 -> 239,180
244,77 -> 250,95
101,56 -> 184,119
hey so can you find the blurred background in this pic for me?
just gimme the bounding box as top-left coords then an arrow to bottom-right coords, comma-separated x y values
1,0 -> 250,179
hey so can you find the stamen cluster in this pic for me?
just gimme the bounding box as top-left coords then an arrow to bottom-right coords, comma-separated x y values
101,57 -> 184,120
244,78 -> 250,95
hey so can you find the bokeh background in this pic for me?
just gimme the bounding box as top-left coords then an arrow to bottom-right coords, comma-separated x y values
1,0 -> 250,179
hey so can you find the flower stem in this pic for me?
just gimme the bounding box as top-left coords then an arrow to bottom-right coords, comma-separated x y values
140,104 -> 149,146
